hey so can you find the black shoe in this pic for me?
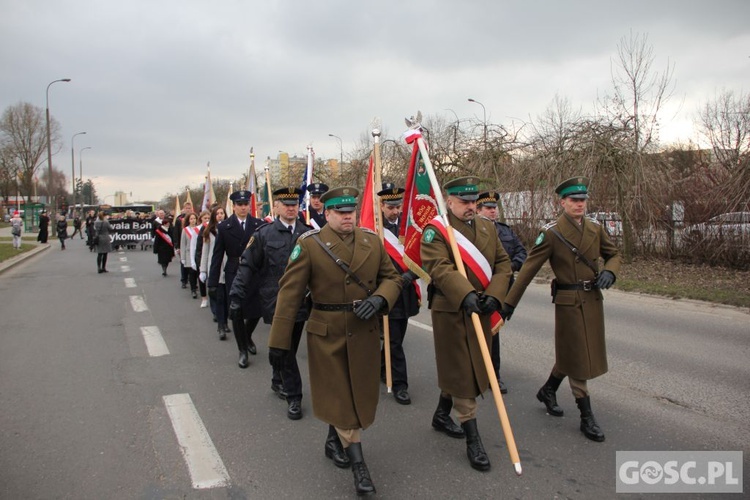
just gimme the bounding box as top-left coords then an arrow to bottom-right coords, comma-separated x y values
218,327 -> 227,341
346,443 -> 376,496
222,324 -> 231,333
181,283 -> 187,289
162,272 -> 167,277
271,383 -> 288,400
238,350 -> 249,369
498,377 -> 508,394
98,269 -> 104,274
325,427 -> 351,469
462,419 -> 491,471
102,269 -> 108,273
213,315 -> 218,323
191,290 -> 198,299
537,373 -> 565,417
394,388 -> 411,405
287,399 -> 302,420
432,395 -> 465,438
576,396 -> 605,442
247,338 -> 257,355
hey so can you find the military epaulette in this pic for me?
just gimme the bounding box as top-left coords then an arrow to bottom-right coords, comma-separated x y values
541,220 -> 557,231
586,216 -> 600,225
298,228 -> 321,240
360,227 -> 378,235
476,214 -> 492,222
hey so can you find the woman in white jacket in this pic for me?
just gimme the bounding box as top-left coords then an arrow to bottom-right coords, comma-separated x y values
200,207 -> 229,339
180,213 -> 200,298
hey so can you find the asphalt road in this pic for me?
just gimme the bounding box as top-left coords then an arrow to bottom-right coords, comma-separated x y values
1,237 -> 748,499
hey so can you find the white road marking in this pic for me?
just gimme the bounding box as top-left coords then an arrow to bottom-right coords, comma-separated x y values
119,257 -> 127,262
163,393 -> 230,489
408,318 -> 433,332
124,278 -> 137,288
121,265 -> 131,272
140,326 -> 169,357
129,295 -> 148,312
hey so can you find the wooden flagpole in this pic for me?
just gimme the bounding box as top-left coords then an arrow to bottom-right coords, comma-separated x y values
407,116 -> 522,476
372,128 -> 393,393
264,161 -> 274,219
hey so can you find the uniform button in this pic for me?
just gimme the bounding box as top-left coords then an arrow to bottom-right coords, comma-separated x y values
347,332 -> 352,337
346,279 -> 350,284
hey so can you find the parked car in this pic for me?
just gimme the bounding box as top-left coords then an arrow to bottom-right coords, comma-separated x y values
589,212 -> 622,238
683,212 -> 750,243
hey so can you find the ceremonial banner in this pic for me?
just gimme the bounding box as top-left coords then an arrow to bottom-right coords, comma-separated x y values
106,217 -> 154,244
359,155 -> 376,230
200,165 -> 213,212
247,149 -> 258,217
400,129 -> 438,274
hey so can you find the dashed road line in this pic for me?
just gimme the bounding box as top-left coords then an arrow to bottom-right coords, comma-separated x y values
163,393 -> 230,489
124,277 -> 136,288
408,318 -> 432,332
119,257 -> 127,262
129,295 -> 148,312
121,265 -> 131,272
140,326 -> 169,357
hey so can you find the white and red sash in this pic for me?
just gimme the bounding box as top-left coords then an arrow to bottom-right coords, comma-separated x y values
383,229 -> 421,301
430,216 -> 501,330
156,227 -> 173,247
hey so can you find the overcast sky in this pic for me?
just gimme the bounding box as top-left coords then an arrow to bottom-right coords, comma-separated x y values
2,0 -> 748,202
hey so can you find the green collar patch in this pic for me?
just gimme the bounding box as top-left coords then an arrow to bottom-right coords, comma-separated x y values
534,232 -> 545,246
423,228 -> 436,243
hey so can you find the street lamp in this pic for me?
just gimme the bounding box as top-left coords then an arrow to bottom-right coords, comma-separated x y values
79,146 -> 92,205
328,133 -> 343,182
467,98 -> 487,150
71,131 -> 86,211
46,78 -> 71,211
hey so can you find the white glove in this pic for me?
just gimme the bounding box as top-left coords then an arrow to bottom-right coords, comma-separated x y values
181,260 -> 185,266
199,272 -> 207,283
191,262 -> 197,271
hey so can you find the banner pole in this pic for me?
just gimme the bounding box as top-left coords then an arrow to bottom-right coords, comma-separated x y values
411,126 -> 522,476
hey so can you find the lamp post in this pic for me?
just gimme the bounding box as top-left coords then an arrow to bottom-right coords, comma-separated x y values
79,146 -> 92,205
46,78 -> 71,211
328,133 -> 343,182
71,131 -> 86,212
467,98 -> 487,151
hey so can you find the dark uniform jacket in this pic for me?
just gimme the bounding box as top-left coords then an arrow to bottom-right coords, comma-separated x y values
383,218 -> 419,320
208,214 -> 263,315
268,224 -> 402,430
505,213 -> 622,380
230,218 -> 312,324
494,221 -> 527,273
421,212 -> 512,399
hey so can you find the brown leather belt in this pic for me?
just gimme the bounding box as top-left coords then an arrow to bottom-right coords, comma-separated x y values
555,280 -> 597,291
312,301 -> 362,312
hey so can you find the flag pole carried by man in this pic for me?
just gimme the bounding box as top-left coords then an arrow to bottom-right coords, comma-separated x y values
403,112 -> 522,475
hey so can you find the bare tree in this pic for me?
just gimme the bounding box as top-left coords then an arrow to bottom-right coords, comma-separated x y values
0,102 -> 63,201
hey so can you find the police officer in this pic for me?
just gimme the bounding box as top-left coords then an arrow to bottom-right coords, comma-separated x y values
502,177 -> 621,442
377,182 -> 420,405
268,187 -> 402,496
208,190 -> 263,368
230,187 -> 312,420
476,191 -> 527,394
421,177 -> 512,472
305,182 -> 328,228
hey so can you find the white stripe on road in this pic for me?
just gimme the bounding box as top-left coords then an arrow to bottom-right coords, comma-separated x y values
408,318 -> 433,332
121,265 -> 131,272
140,326 -> 169,357
119,257 -> 127,262
129,295 -> 148,312
124,278 -> 136,288
163,393 -> 230,489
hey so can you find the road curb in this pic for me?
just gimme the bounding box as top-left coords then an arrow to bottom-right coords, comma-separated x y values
0,243 -> 51,275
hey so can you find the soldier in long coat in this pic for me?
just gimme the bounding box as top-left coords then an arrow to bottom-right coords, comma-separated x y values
268,186 -> 402,497
503,176 -> 622,442
421,176 -> 512,472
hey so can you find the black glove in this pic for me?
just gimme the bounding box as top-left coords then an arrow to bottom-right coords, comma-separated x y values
500,304 -> 515,322
461,291 -> 482,315
400,271 -> 417,286
478,295 -> 501,315
354,295 -> 386,321
268,347 -> 288,372
595,270 -> 615,290
207,287 -> 217,300
228,301 -> 242,321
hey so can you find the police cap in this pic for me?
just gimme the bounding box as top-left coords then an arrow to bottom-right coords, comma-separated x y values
229,190 -> 252,204
273,186 -> 303,206
477,191 -> 500,208
555,176 -> 590,199
306,183 -> 329,196
377,182 -> 405,206
320,186 -> 359,212
443,176 -> 480,201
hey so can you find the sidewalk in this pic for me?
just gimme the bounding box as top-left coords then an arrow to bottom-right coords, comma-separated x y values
0,225 -> 50,275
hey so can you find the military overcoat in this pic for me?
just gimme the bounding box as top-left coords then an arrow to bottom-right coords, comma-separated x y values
505,214 -> 622,380
268,224 -> 402,430
420,212 -> 512,399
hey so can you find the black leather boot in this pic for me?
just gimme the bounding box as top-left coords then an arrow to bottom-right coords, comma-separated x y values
461,419 -> 491,471
576,396 -> 605,442
431,394 -> 465,438
324,425 -> 351,469
536,373 -> 565,417
233,317 -> 249,368
346,442 -> 375,496
217,325 -> 227,341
